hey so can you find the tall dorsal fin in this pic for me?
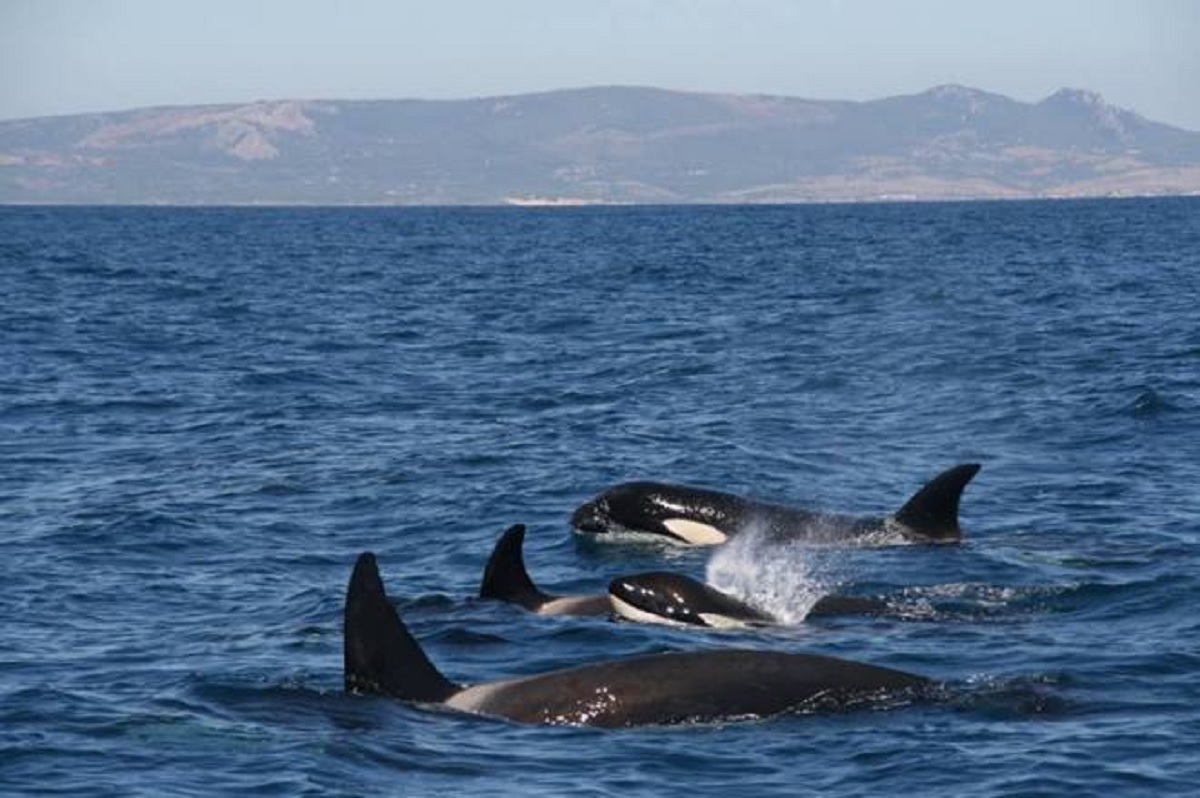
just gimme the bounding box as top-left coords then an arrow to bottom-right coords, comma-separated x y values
479,524 -> 552,610
892,463 -> 981,540
344,552 -> 458,702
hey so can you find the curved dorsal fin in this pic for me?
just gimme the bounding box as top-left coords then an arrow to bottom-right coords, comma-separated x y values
344,552 -> 458,702
892,463 -> 981,540
479,524 -> 552,610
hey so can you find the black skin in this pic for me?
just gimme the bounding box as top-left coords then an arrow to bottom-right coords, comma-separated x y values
479,524 -> 885,626
609,571 -> 775,625
608,571 -> 887,627
346,552 -> 932,727
572,463 -> 981,545
459,649 -> 929,727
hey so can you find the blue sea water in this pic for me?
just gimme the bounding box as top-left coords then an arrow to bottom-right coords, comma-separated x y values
2,199 -> 1199,796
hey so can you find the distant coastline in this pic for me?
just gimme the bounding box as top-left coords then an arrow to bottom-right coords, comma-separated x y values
4,85 -> 1200,205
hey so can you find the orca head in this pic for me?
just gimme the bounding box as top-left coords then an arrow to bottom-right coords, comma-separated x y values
572,482 -> 730,545
572,482 -> 667,536
570,497 -> 616,535
607,572 -> 772,628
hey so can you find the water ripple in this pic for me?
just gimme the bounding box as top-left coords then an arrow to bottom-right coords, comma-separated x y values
2,200 -> 1200,796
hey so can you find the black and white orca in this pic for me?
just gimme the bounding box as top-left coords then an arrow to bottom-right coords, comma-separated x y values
571,463 -> 981,546
345,552 -> 931,727
608,572 -> 886,629
479,524 -> 883,626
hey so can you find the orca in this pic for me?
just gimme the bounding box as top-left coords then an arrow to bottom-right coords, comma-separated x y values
479,524 -> 609,616
479,523 -> 881,626
608,572 -> 887,629
344,552 -> 932,727
571,463 -> 981,546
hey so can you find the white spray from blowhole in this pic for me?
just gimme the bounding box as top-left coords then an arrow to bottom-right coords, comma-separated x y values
704,517 -> 834,624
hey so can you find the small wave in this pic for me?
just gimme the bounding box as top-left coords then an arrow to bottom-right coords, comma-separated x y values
253,481 -> 311,496
235,368 -> 339,389
183,675 -> 355,733
884,582 -> 1086,622
0,396 -> 185,420
950,672 -> 1074,719
427,627 -> 512,646
1129,387 -> 1177,418
50,509 -> 203,546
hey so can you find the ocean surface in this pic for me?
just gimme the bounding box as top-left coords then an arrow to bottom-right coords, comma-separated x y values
2,199 -> 1199,796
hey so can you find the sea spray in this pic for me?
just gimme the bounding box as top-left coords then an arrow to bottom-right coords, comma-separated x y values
704,518 -> 833,624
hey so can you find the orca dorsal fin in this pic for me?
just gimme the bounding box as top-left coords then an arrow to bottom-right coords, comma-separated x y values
344,552 -> 458,702
892,463 -> 981,541
479,524 -> 551,610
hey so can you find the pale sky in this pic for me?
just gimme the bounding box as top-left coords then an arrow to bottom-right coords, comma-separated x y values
3,0 -> 1198,130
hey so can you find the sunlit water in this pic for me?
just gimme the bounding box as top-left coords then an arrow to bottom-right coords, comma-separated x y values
2,200 -> 1199,796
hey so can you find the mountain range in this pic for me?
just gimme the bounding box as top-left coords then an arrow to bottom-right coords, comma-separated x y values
3,85 -> 1200,205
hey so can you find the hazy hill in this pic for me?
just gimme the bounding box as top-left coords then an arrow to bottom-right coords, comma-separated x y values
3,85 -> 1199,204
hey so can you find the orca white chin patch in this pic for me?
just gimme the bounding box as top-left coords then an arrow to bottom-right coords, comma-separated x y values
661,518 -> 728,546
609,595 -> 690,627
697,612 -> 752,630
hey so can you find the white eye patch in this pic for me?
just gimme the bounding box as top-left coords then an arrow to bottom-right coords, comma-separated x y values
661,518 -> 728,546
